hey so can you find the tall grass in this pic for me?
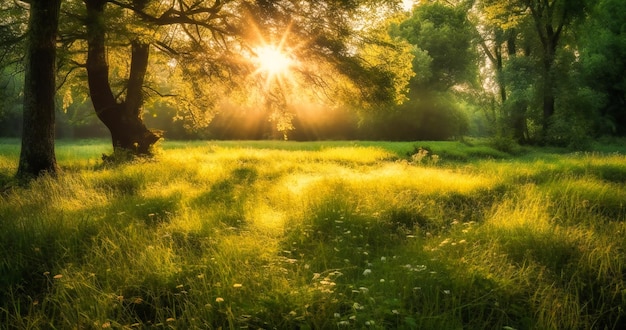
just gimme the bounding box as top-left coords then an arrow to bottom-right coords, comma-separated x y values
0,139 -> 624,328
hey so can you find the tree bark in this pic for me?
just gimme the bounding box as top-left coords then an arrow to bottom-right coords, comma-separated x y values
528,0 -> 563,142
85,0 -> 160,155
506,30 -> 528,143
541,44 -> 557,141
17,0 -> 61,179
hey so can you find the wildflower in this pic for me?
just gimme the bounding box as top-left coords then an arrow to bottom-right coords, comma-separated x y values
443,290 -> 451,295
43,272 -> 50,276
414,265 -> 427,272
353,302 -> 364,310
359,287 -> 369,293
362,269 -> 372,276
233,283 -> 243,288
166,318 -> 175,322
380,256 -> 387,262
379,279 -> 385,283
334,313 -> 341,318
53,274 -> 63,279
102,322 -> 111,328
392,309 -> 400,315
215,297 -> 224,303
337,321 -> 349,326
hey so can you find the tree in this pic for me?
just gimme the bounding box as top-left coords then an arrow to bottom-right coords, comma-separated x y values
579,0 -> 626,136
387,1 -> 476,140
84,0 -> 160,154
62,0 -> 411,152
0,4 -> 26,137
481,0 -> 588,142
469,0 -> 527,140
16,0 -> 62,179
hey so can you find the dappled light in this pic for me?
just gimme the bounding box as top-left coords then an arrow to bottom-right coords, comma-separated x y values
3,0 -> 626,327
2,140 -> 625,328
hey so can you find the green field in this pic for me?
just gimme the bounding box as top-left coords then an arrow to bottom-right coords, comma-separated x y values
1,139 -> 625,329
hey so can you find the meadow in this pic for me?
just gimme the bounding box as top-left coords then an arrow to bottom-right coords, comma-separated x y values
0,138 -> 625,329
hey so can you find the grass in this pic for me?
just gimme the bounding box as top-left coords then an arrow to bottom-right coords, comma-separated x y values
0,138 -> 625,329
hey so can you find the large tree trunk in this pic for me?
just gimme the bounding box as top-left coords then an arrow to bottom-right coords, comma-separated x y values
85,0 -> 160,155
17,0 -> 61,179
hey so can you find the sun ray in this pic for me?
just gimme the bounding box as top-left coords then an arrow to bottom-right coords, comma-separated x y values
245,20 -> 307,90
254,45 -> 293,77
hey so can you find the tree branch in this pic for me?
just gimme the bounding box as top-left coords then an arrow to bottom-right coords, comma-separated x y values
144,85 -> 177,98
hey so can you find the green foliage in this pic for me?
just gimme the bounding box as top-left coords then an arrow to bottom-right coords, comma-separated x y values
394,2 -> 477,90
578,0 -> 626,135
385,2 -> 478,140
0,67 -> 23,138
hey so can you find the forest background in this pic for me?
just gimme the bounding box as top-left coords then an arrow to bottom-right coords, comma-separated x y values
1,0 -> 624,148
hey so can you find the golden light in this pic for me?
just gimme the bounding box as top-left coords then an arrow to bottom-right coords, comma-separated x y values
401,0 -> 415,11
253,45 -> 293,77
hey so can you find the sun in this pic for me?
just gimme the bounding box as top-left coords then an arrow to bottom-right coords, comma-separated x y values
253,45 -> 293,77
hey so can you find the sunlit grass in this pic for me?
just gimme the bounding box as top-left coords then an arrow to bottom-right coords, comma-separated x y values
0,139 -> 625,328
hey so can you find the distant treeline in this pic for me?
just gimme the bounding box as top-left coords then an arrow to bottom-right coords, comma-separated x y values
0,102 -> 482,141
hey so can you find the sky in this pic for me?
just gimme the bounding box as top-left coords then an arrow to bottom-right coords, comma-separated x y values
402,0 -> 415,11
